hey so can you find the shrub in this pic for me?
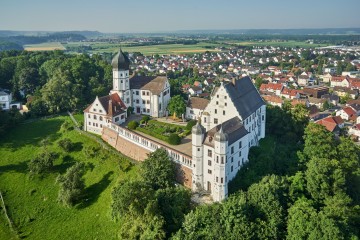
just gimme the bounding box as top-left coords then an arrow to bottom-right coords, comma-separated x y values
60,121 -> 73,132
58,138 -> 74,152
141,115 -> 150,123
127,120 -> 139,130
186,120 -> 197,130
83,146 -> 100,158
167,133 -> 181,145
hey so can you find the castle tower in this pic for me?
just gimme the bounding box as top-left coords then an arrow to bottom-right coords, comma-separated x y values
214,126 -> 228,201
110,49 -> 131,105
191,121 -> 204,192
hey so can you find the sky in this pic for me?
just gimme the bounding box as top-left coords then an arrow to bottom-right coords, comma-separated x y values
0,0 -> 359,33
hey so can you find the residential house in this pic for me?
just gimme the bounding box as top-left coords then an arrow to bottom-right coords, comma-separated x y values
333,86 -> 358,99
189,86 -> 203,96
186,97 -> 210,120
330,76 -> 350,87
336,106 -> 357,121
316,116 -> 344,133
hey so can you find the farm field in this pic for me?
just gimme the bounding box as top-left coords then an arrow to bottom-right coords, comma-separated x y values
0,114 -> 140,239
64,42 -> 221,55
24,42 -> 66,51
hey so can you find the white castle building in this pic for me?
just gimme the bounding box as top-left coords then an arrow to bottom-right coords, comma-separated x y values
84,49 -> 171,134
191,77 -> 266,201
84,50 -> 266,202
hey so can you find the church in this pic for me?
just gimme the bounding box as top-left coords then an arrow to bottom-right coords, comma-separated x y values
84,49 -> 171,134
85,50 -> 266,202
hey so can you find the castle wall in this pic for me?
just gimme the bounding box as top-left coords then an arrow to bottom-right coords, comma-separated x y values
101,125 -> 192,188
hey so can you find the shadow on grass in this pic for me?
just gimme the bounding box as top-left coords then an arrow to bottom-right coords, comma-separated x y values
53,155 -> 76,174
78,171 -> 114,209
72,142 -> 83,152
0,119 -> 64,150
0,161 -> 28,175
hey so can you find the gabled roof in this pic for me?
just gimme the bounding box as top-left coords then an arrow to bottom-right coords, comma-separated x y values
130,76 -> 168,95
187,97 -> 209,110
343,106 -> 356,116
204,117 -> 248,146
223,76 -> 265,119
316,116 -> 344,132
84,93 -> 127,117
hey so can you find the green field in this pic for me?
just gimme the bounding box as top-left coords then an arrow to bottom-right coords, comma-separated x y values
226,40 -> 330,48
0,115 -> 140,239
24,42 -> 66,51
64,42 -> 220,55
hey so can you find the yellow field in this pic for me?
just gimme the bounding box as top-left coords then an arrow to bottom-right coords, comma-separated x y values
24,42 -> 66,51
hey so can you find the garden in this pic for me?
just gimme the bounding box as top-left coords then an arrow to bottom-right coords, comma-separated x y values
127,116 -> 196,145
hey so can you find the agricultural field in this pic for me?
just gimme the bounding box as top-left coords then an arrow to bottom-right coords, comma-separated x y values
24,42 -> 66,51
0,115 -> 140,239
64,41 -> 221,55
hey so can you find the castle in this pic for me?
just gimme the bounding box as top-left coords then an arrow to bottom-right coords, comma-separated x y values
84,50 -> 266,202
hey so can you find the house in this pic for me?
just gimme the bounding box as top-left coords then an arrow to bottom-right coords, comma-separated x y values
321,73 -> 333,83
84,93 -> 127,135
186,97 -> 209,120
333,86 -> 358,99
0,89 -> 21,110
330,76 -> 350,87
204,79 -> 214,86
262,95 -> 283,107
321,94 -> 339,106
308,97 -> 327,109
316,116 -> 344,133
303,86 -> 329,98
188,86 -> 203,96
298,75 -> 310,86
259,83 -> 283,96
280,88 -> 300,99
336,106 -> 357,121
348,124 -> 360,140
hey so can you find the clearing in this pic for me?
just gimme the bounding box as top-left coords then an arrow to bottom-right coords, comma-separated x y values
24,42 -> 66,51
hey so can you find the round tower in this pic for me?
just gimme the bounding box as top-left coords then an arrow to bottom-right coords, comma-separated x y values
191,121 -> 204,191
111,49 -> 130,100
214,126 -> 228,201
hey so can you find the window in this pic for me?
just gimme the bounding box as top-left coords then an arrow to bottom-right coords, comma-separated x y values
216,177 -> 218,182
225,102 -> 227,106
208,169 -> 212,174
221,178 -> 223,183
217,94 -> 219,98
231,146 -> 234,154
238,161 -> 240,167
143,108 -> 146,112
215,109 -> 217,114
142,100 -> 145,104
208,149 -> 212,157
198,148 -> 200,151
99,110 -> 102,113
93,108 -> 97,112
239,151 -> 242,157
225,96 -> 227,99
216,156 -> 219,163
88,121 -> 91,125
93,115 -> 97,120
239,141 -> 242,148
142,91 -> 145,95
231,157 -> 233,163
121,80 -> 123,83
208,160 -> 212,166
147,92 -> 150,96
204,117 -> 207,123
216,101 -> 218,105
136,99 -> 139,104
136,91 -> 139,95
190,110 -> 194,114
121,115 -> 125,119
115,117 -> 119,122
100,124 -> 102,128
146,100 -> 150,104
147,109 -> 150,113
231,166 -> 233,172
221,156 -> 224,164
223,110 -> 225,115
99,116 -> 103,121
214,118 -> 218,124
262,115 -> 265,121
88,114 -> 91,118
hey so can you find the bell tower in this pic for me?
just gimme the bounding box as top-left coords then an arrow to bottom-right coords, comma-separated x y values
110,49 -> 131,106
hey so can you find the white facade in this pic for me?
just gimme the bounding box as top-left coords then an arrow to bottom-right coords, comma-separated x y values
0,91 -> 11,110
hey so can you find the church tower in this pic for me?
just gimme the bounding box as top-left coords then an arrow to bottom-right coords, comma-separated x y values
110,49 -> 131,106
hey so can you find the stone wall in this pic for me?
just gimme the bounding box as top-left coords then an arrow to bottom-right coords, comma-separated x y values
102,126 -> 192,188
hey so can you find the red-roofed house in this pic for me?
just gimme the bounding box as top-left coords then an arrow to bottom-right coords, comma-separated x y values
330,76 -> 350,87
84,93 -> 127,135
316,116 -> 344,132
259,83 -> 284,96
280,88 -> 300,99
336,106 -> 357,121
262,95 -> 283,107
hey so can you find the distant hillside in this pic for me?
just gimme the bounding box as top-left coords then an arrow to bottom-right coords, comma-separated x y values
0,38 -> 23,51
0,30 -> 102,38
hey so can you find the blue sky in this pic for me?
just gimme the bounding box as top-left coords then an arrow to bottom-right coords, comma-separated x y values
0,0 -> 359,32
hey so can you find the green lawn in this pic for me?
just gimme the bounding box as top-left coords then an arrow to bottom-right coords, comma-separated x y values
0,115 -> 140,239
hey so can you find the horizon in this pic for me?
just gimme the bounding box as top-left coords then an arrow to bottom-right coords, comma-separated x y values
1,0 -> 359,33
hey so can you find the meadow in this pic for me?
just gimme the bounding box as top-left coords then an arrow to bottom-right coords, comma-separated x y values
24,42 -> 66,51
0,115 -> 140,239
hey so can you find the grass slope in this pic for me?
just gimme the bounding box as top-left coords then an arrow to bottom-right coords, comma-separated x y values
0,115 -> 140,239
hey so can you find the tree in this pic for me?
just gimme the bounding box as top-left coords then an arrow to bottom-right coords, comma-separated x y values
111,181 -> 155,219
127,120 -> 139,130
58,138 -> 74,152
167,95 -> 186,119
142,148 -> 176,189
17,67 -> 39,95
56,162 -> 86,207
167,133 -> 181,145
28,150 -> 57,174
